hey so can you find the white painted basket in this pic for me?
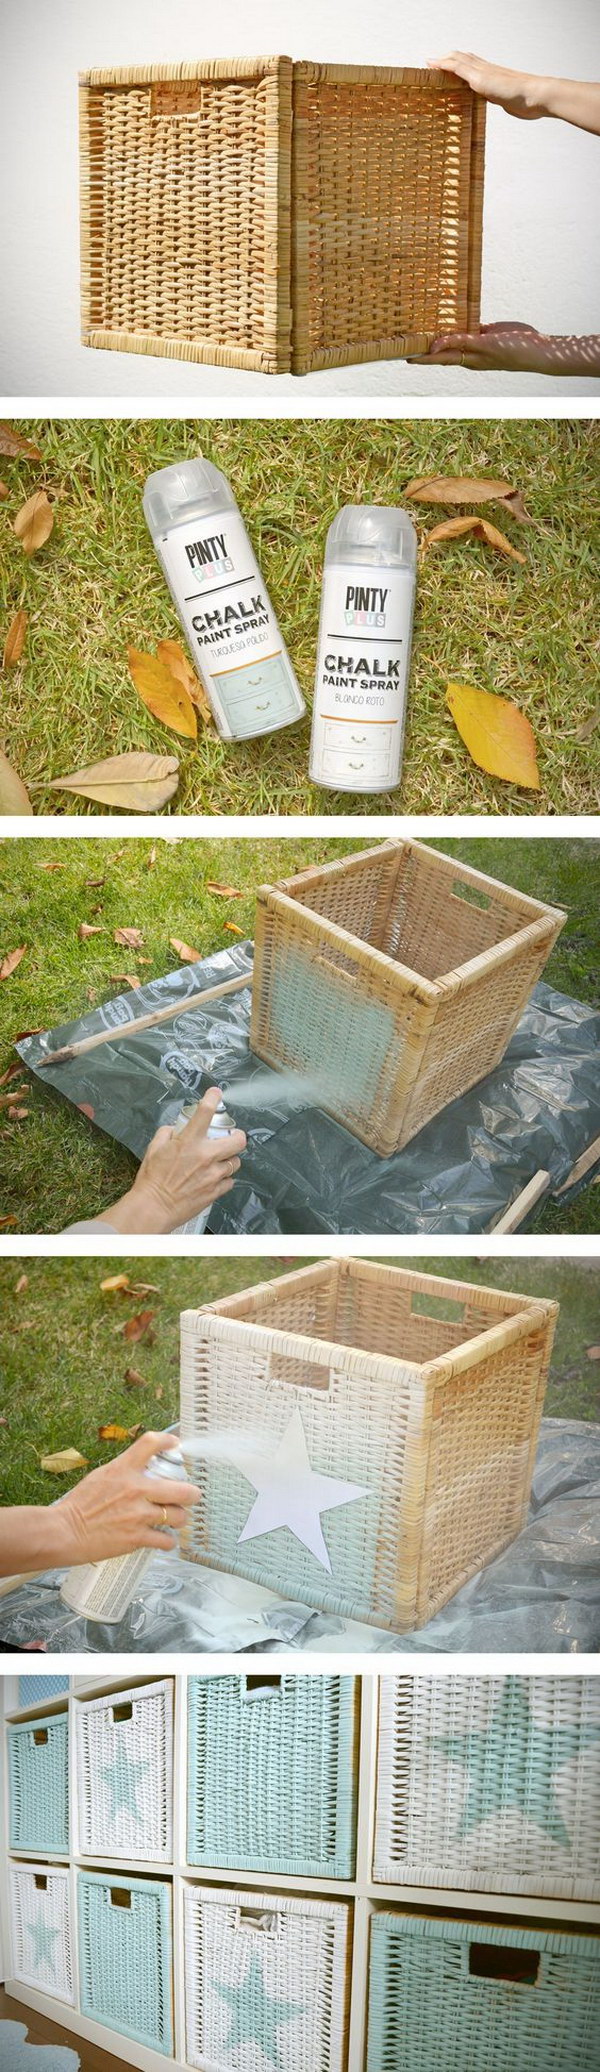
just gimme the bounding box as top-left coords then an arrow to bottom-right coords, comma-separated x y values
75,1679 -> 173,1861
10,1862 -> 74,2004
373,1675 -> 600,1901
183,1882 -> 350,2072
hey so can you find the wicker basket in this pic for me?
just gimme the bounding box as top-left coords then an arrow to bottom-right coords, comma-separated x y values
250,839 -> 566,1156
187,1672 -> 357,1876
10,1862 -> 74,2005
183,1882 -> 350,2071
79,59 -> 485,373
75,1679 -> 173,1863
8,1711 -> 69,1856
179,1258 -> 557,1632
366,1912 -> 600,2072
373,1675 -> 600,1901
77,1869 -> 173,2054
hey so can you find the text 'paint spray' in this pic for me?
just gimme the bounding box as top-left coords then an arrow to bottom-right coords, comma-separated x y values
143,457 -> 305,741
309,506 -> 417,793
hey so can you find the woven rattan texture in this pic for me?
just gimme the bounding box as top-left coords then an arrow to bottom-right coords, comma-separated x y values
183,1884 -> 349,2072
77,1870 -> 173,2054
79,61 -> 484,371
187,1673 -> 357,1876
374,1676 -> 600,1901
8,1712 -> 69,1856
366,1913 -> 600,2072
75,1679 -> 173,1862
10,1864 -> 74,2005
180,1259 -> 557,1631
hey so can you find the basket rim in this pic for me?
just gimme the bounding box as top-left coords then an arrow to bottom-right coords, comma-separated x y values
369,1909 -> 599,1954
79,56 -> 288,87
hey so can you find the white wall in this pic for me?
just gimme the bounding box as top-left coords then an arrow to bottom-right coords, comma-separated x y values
0,0 -> 599,399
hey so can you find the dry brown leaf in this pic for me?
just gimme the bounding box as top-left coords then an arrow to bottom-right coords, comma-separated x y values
7,1105 -> 29,1120
156,639 -> 214,727
114,925 -> 144,949
47,753 -> 180,812
0,1088 -> 28,1108
0,945 -> 27,981
14,489 -> 54,555
170,936 -> 201,962
109,972 -> 142,989
128,1282 -> 161,1296
422,514 -> 526,564
128,646 -> 197,741
0,1062 -> 24,1086
100,1273 -> 131,1293
120,1309 -> 155,1343
207,882 -> 242,899
479,519 -> 527,565
40,1447 -> 87,1474
3,610 -> 28,668
446,682 -> 541,791
125,1367 -> 149,1389
223,921 -> 245,936
0,1214 -> 18,1229
38,861 -> 65,871
586,1345 -> 600,1361
406,474 -> 513,503
78,921 -> 103,940
0,424 -> 42,461
0,750 -> 34,816
14,1273 -> 28,1293
98,1422 -> 131,1442
148,844 -> 157,868
500,489 -> 534,524
0,482 -> 8,500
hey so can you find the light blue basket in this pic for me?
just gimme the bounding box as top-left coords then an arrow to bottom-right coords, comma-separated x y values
187,1673 -> 357,1876
367,1913 -> 600,2072
8,1712 -> 69,1855
77,1871 -> 173,2055
18,1676 -> 70,1707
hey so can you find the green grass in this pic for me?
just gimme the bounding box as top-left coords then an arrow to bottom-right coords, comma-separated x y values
1,417 -> 599,816
0,834 -> 597,1232
0,1255 -> 597,1511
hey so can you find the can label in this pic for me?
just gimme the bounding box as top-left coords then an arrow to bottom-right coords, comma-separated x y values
310,563 -> 413,790
158,509 -> 303,738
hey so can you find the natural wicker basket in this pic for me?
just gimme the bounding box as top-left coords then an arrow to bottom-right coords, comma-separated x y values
75,1679 -> 173,1863
187,1672 -> 357,1877
366,1912 -> 600,2072
373,1675 -> 600,1901
183,1883 -> 350,2071
79,58 -> 485,372
180,1258 -> 558,1632
250,839 -> 566,1155
10,1862 -> 74,2005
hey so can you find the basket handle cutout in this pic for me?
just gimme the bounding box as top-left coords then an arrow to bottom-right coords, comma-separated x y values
150,82 -> 213,119
33,1728 -> 48,1746
34,1875 -> 47,1892
112,1702 -> 133,1724
110,1886 -> 132,1909
243,1675 -> 283,1701
238,1907 -> 278,1935
468,1942 -> 539,1987
315,951 -> 359,989
410,1290 -> 465,1323
269,1348 -> 332,1395
451,879 -> 492,911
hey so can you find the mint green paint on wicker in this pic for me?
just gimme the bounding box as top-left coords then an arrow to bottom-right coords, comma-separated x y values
18,1677 -> 69,1706
187,1674 -> 356,1876
366,1915 -> 600,2072
267,942 -> 401,1116
202,1426 -> 379,1622
77,1872 -> 172,2056
8,1714 -> 69,1855
429,1677 -> 600,1848
100,1752 -> 149,1824
26,1915 -> 62,1978
216,1951 -> 304,2068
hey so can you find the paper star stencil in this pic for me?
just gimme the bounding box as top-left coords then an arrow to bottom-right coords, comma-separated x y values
216,1951 -> 303,2068
225,1405 -> 369,1572
25,1914 -> 62,1975
100,1751 -> 149,1823
429,1677 -> 600,1849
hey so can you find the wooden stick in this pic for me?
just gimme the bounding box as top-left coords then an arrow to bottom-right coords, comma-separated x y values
36,970 -> 252,1068
554,1131 -> 600,1195
491,1170 -> 550,1233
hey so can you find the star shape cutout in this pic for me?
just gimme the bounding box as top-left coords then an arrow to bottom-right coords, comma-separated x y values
100,1750 -> 149,1823
216,1950 -> 303,2068
224,1404 -> 369,1572
429,1676 -> 600,1849
25,1914 -> 61,1975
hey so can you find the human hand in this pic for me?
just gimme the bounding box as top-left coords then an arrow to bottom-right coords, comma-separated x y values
428,53 -> 546,118
100,1085 -> 247,1233
408,323 -> 600,377
50,1430 -> 200,1565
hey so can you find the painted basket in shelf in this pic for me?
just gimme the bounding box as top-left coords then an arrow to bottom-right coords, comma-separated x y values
8,1711 -> 69,1855
75,1678 -> 173,1863
366,1912 -> 600,2072
77,1870 -> 173,2054
180,1258 -> 557,1632
187,1672 -> 357,1876
79,60 -> 485,374
250,839 -> 566,1156
183,1883 -> 349,2071
373,1674 -> 600,1902
17,1676 -> 70,1707
10,1862 -> 74,2005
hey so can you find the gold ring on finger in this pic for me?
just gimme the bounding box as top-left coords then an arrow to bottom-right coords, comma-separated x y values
160,1505 -> 168,1528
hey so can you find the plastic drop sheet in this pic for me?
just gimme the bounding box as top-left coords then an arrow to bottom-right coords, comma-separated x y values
0,1422 -> 598,1655
17,950 -> 600,1233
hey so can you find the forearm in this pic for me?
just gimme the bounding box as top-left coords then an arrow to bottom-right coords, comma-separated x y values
0,1503 -> 69,1578
535,76 -> 600,133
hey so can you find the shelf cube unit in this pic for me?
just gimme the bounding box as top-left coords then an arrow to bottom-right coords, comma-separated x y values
1,1673 -> 599,2072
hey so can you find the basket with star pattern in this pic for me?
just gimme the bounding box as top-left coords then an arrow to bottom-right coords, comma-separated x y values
8,1710 -> 69,1856
187,1673 -> 357,1876
179,1258 -> 557,1631
366,1912 -> 600,2072
77,1869 -> 173,2053
183,1883 -> 350,2072
74,1679 -> 173,1862
373,1675 -> 600,1902
10,1862 -> 74,2004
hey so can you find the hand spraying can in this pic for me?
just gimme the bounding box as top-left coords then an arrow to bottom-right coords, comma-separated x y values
309,505 -> 417,793
172,1097 -> 237,1236
59,1445 -> 191,1624
143,457 -> 306,741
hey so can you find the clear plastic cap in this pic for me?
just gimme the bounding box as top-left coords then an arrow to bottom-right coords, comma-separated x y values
143,456 -> 236,537
325,504 -> 418,571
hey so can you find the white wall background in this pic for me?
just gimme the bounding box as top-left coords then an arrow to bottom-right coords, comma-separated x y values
0,0 -> 599,399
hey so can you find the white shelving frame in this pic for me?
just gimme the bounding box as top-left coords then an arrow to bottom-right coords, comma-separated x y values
1,1672 -> 599,2072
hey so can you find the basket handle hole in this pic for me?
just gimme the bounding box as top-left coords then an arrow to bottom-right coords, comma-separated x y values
269,1350 -> 332,1395
410,1290 -> 465,1323
33,1728 -> 48,1746
34,1875 -> 47,1892
244,1675 -> 282,1700
110,1887 -> 132,1909
239,1908 -> 277,1934
469,1943 -> 539,1986
451,880 -> 491,911
112,1702 -> 133,1724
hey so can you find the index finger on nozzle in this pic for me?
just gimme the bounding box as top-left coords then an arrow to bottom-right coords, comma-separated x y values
130,1429 -> 180,1465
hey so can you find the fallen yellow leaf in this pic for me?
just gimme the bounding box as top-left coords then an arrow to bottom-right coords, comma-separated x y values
170,936 -> 201,962
3,610 -> 28,667
40,1447 -> 87,1474
422,514 -> 526,563
14,489 -> 54,555
128,646 -> 197,741
0,750 -> 34,815
100,1273 -> 131,1292
47,752 -> 180,811
446,682 -> 541,791
98,1423 -> 131,1441
0,424 -> 42,461
0,945 -> 27,980
157,640 -> 214,726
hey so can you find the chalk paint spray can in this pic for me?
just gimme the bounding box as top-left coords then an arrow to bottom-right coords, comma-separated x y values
172,1098 -> 237,1236
309,506 -> 418,793
59,1445 -> 192,1624
143,458 -> 305,741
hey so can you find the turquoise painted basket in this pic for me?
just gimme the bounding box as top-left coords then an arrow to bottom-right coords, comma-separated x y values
77,1870 -> 173,2055
8,1712 -> 69,1856
18,1676 -> 70,1707
366,1913 -> 600,2072
187,1673 -> 357,1876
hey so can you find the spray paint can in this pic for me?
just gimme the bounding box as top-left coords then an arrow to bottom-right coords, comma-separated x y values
172,1098 -> 237,1236
309,506 -> 417,793
143,457 -> 305,741
59,1446 -> 191,1624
